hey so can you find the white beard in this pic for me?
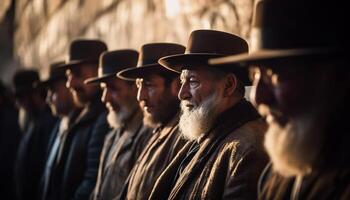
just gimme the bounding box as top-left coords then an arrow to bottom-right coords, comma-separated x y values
263,105 -> 323,177
179,92 -> 221,141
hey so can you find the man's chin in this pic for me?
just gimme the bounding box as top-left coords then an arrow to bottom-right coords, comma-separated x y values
143,113 -> 157,128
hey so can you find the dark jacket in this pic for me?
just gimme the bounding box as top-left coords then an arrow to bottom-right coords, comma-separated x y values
0,104 -> 21,200
91,110 -> 152,200
258,163 -> 350,200
14,107 -> 57,200
44,98 -> 110,200
120,113 -> 186,200
149,99 -> 269,200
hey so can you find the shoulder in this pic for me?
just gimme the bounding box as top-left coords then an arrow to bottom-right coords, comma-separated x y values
219,118 -> 267,156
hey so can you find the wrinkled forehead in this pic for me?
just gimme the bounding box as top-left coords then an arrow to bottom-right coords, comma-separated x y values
180,66 -> 224,81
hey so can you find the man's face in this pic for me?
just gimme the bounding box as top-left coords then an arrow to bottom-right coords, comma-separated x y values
178,68 -> 224,140
46,79 -> 75,116
101,78 -> 137,128
136,74 -> 179,127
16,92 -> 34,112
250,65 -> 329,177
66,64 -> 100,106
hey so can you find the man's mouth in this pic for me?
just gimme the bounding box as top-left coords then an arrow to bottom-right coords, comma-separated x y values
181,101 -> 195,111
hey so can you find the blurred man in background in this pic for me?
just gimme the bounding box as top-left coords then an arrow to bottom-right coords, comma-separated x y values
38,61 -> 80,200
43,39 -> 110,200
12,69 -> 57,200
0,80 -> 21,200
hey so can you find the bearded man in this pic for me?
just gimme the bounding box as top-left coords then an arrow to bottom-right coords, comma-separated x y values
210,0 -> 350,199
86,50 -> 152,200
116,43 -> 186,199
149,29 -> 268,200
43,39 -> 110,200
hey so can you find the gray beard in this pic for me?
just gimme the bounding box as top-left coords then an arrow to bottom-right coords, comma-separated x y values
179,91 -> 221,141
107,105 -> 135,129
263,105 -> 324,177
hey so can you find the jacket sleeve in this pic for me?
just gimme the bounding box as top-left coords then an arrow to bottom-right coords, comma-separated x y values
73,111 -> 110,200
223,148 -> 269,200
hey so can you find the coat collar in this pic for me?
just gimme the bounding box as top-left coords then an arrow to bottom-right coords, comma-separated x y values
72,96 -> 106,127
169,99 -> 261,199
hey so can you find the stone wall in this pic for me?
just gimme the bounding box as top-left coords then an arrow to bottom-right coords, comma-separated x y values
13,0 -> 255,78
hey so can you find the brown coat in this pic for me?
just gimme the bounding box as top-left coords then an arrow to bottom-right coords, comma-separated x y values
91,110 -> 152,200
120,114 -> 186,200
259,163 -> 350,200
149,99 -> 269,200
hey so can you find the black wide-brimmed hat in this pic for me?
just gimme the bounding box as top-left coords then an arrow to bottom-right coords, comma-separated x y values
210,0 -> 346,67
38,61 -> 66,87
12,69 -> 40,96
117,43 -> 185,81
84,49 -> 139,84
158,29 -> 251,85
59,39 -> 108,69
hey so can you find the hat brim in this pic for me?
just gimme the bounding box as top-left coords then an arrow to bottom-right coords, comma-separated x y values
159,53 -> 224,73
84,73 -> 116,84
58,59 -> 99,70
209,48 -> 342,67
159,53 -> 252,86
117,63 -> 173,81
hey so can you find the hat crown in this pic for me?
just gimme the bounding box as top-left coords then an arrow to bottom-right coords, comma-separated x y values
13,70 -> 40,94
68,39 -> 107,62
252,0 -> 347,51
98,50 -> 139,77
185,30 -> 248,55
138,43 -> 185,66
47,61 -> 66,80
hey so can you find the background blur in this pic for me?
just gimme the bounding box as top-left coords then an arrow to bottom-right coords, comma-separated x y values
0,0 -> 254,85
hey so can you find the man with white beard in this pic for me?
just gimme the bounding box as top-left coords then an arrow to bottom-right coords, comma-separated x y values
149,29 -> 268,200
85,50 -> 152,200
210,0 -> 350,199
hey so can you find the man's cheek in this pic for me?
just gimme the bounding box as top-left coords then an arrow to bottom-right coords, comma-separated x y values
275,82 -> 306,116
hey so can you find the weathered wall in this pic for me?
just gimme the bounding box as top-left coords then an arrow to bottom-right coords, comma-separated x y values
0,0 -> 21,85
13,0 -> 254,78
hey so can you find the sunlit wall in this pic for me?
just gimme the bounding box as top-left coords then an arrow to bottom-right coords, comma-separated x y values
13,0 -> 254,78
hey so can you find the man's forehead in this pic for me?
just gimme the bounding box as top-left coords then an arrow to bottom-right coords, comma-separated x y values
137,74 -> 165,82
67,63 -> 97,74
180,67 -> 212,79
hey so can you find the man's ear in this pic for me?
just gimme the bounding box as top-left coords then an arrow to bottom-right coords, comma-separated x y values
223,74 -> 237,97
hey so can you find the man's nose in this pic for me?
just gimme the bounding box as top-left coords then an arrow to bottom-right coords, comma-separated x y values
137,85 -> 147,102
101,88 -> 111,104
251,78 -> 274,107
178,82 -> 191,101
46,90 -> 53,104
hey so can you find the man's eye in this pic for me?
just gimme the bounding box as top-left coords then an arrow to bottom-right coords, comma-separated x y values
144,82 -> 153,87
189,80 -> 199,87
